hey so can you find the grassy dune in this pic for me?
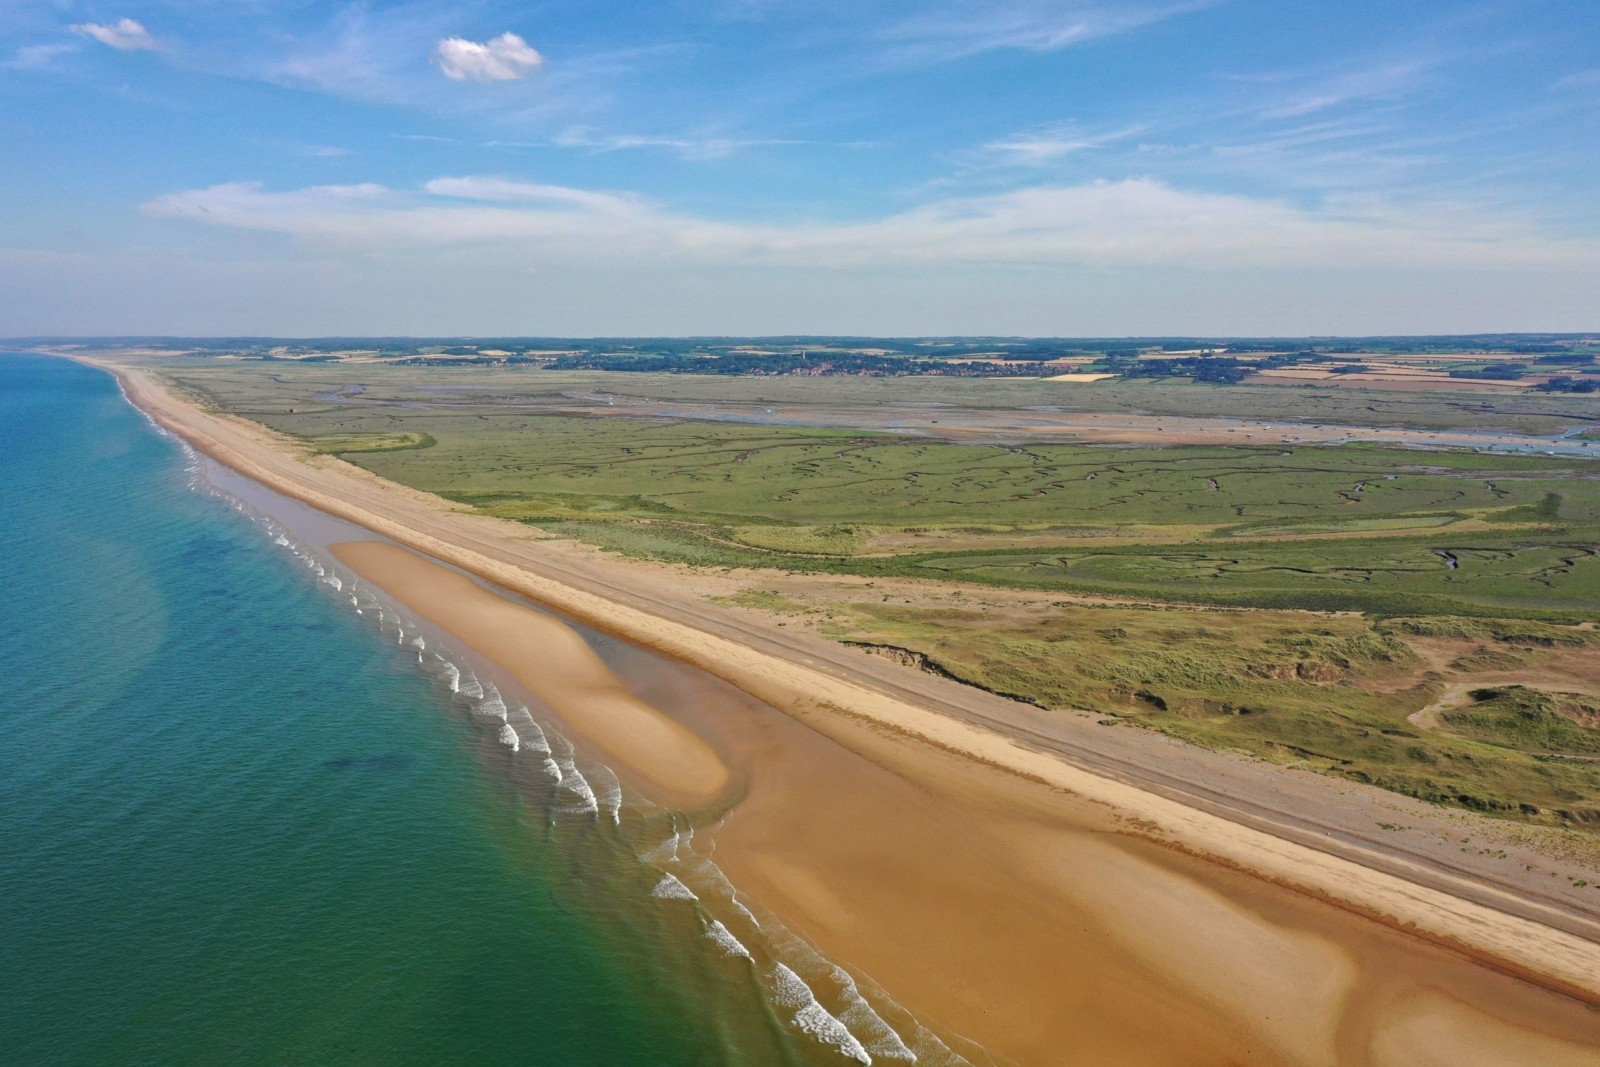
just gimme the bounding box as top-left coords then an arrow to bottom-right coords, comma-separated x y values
822,602 -> 1600,823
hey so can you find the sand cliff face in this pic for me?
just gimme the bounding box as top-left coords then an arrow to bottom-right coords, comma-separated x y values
88,355 -> 1600,1066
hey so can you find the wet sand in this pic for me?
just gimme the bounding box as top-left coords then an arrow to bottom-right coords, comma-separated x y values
334,538 -> 1600,1066
331,540 -> 729,808
80,355 -> 1600,1064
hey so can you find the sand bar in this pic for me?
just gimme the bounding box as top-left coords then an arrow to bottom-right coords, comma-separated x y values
332,527 -> 1600,1065
331,539 -> 729,807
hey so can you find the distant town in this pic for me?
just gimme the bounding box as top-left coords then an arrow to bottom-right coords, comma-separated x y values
27,334 -> 1600,393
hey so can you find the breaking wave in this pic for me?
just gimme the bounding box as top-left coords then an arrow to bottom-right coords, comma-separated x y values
212,475 -> 964,1067
771,964 -> 872,1065
705,920 -> 753,960
650,873 -> 698,901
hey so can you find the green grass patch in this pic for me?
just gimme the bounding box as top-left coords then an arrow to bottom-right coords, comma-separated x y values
1440,687 -> 1600,757
308,431 -> 436,454
710,589 -> 813,614
834,602 -> 1600,823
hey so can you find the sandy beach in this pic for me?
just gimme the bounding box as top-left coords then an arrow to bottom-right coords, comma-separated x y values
84,355 -> 1600,1064
331,540 -> 729,807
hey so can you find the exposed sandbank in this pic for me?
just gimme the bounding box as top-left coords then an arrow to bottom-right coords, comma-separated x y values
332,535 -> 1600,1066
331,539 -> 729,807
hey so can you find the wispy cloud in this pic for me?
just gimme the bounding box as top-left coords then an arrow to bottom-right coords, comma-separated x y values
1553,68 -> 1600,92
879,0 -> 1218,64
434,32 -> 543,82
554,127 -> 801,160
422,175 -> 640,213
1,42 -> 79,70
1258,58 -> 1434,120
143,174 -> 1600,272
70,18 -> 156,52
981,122 -> 1148,165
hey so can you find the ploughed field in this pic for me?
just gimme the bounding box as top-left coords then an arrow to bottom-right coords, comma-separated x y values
171,362 -> 1600,826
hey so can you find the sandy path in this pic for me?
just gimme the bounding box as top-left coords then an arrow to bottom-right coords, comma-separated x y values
73,356 -> 1600,1057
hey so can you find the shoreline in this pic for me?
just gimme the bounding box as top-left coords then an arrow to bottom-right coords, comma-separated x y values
330,539 -> 732,808
69,353 -> 1600,1062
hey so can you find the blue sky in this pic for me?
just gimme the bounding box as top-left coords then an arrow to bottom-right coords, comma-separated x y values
3,0 -> 1598,335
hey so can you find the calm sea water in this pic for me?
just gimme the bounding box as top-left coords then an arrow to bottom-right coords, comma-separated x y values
0,355 -> 814,1065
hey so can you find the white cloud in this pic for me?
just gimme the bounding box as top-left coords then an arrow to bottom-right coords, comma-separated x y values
553,128 -> 801,159
422,176 -> 640,213
434,33 -> 543,82
982,123 -> 1147,165
70,18 -> 155,52
142,175 -> 1600,274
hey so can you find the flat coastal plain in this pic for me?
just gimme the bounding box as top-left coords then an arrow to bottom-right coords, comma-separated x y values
82,354 -> 1600,1066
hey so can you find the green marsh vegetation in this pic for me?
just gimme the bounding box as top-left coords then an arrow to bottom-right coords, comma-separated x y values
162,358 -> 1600,435
243,410 -> 1600,619
159,358 -> 1600,825
306,431 -> 436,454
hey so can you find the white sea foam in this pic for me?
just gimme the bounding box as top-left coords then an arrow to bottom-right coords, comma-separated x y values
440,661 -> 460,693
705,920 -> 752,960
511,713 -> 550,755
409,635 -> 425,650
650,874 -> 698,901
548,730 -> 575,761
588,764 -> 623,825
641,828 -> 684,866
830,967 -> 917,1062
538,757 -> 563,782
498,723 -> 520,752
458,672 -> 483,700
274,535 -> 290,546
729,895 -> 762,928
771,964 -> 871,1064
555,765 -> 599,815
475,686 -> 508,721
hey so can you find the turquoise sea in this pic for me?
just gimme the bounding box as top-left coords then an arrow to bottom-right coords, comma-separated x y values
0,354 -> 838,1065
